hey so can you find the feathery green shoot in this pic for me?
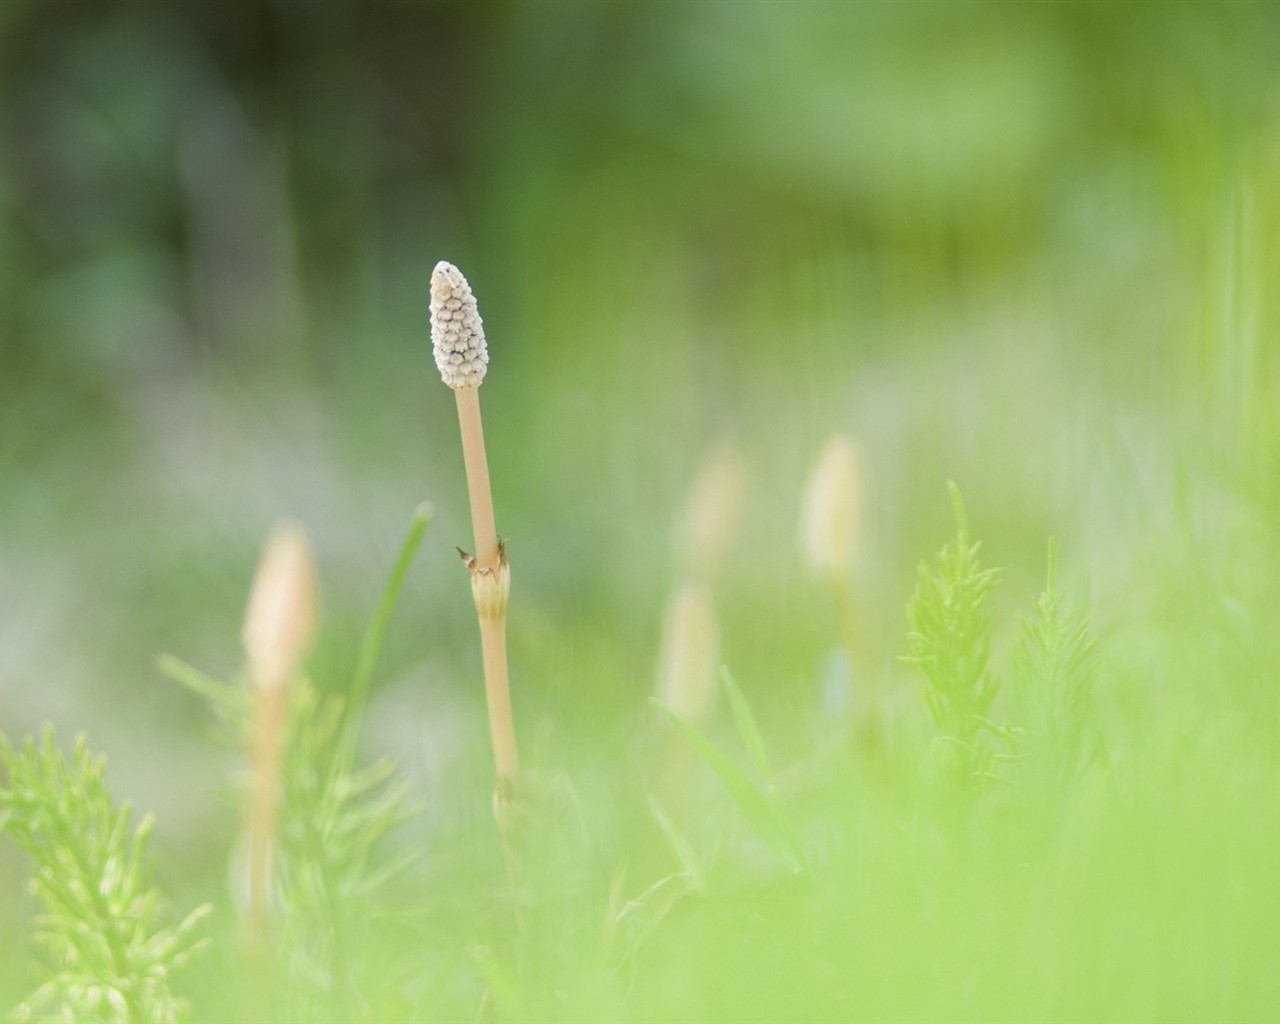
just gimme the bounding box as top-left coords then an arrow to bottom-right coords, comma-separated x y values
0,729 -> 210,1024
1013,538 -> 1101,787
903,483 -> 1001,790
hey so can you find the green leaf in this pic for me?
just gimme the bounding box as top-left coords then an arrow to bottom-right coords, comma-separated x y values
647,794 -> 707,896
611,872 -> 693,973
345,502 -> 434,747
721,668 -> 773,785
157,653 -> 249,718
656,701 -> 804,875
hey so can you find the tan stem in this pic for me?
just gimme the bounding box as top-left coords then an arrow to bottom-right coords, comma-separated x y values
453,384 -> 520,825
247,682 -> 285,952
479,614 -> 519,793
455,387 -> 499,570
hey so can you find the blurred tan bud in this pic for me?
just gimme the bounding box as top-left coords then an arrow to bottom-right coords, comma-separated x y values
656,581 -> 720,725
242,522 -> 317,696
681,443 -> 747,583
800,434 -> 865,582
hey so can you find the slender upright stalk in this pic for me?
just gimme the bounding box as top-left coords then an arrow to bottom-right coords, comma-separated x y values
247,684 -> 286,952
455,388 -> 499,570
800,435 -> 880,747
241,523 -> 316,957
430,261 -> 520,830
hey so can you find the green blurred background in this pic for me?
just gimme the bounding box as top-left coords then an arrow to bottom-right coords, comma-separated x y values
2,0 -> 1279,989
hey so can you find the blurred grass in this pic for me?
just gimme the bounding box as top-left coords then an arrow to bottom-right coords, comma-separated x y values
1,1 -> 1279,1019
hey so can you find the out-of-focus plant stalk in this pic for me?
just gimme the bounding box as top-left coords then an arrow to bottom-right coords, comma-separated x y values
800,435 -> 879,745
655,445 -> 746,825
241,522 -> 316,958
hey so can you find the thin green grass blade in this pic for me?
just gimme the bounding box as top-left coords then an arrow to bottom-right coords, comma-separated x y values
345,502 -> 434,743
612,872 -> 693,973
655,701 -> 803,875
647,794 -> 706,896
355,845 -> 424,895
157,654 -> 249,717
721,668 -> 773,785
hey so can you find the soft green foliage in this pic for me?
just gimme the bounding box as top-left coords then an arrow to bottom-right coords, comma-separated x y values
646,795 -> 705,897
658,670 -> 805,877
6,488 -> 1280,1021
903,483 -> 1002,788
160,507 -> 427,1022
274,685 -> 418,1023
903,499 -> 1102,803
1012,538 -> 1100,789
0,730 -> 210,1024
106,657 -> 416,1022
